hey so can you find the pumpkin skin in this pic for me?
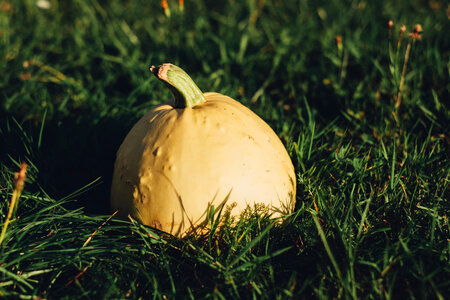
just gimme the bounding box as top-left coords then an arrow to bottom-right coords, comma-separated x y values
111,65 -> 296,236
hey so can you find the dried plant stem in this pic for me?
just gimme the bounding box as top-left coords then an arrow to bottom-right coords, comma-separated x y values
0,163 -> 27,246
396,41 -> 412,109
82,210 -> 118,247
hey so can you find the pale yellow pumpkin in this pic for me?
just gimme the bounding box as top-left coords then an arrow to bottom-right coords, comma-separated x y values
111,64 -> 296,236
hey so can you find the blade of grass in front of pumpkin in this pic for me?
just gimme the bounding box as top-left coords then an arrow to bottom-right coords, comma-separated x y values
228,222 -> 274,269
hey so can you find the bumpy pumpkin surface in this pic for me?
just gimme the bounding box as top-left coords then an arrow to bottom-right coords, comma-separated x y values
111,64 -> 296,236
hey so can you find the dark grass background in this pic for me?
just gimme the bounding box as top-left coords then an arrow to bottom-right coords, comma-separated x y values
0,0 -> 449,298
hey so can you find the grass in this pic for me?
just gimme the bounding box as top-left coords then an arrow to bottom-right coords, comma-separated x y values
1,0 -> 449,298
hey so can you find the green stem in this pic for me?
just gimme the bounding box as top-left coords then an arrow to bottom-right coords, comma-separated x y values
150,63 -> 206,108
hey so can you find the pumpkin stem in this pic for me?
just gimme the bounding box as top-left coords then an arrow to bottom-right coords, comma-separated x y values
150,63 -> 206,108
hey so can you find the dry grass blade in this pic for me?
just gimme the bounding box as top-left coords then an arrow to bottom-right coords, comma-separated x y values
82,210 -> 118,247
0,163 -> 27,246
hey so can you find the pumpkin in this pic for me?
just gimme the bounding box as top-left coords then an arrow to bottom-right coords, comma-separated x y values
111,63 -> 296,236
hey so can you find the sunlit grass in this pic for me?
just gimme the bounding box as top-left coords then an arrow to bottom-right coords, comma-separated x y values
1,0 -> 449,298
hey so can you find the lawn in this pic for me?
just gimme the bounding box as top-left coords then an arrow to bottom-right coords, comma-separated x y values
0,0 -> 449,298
